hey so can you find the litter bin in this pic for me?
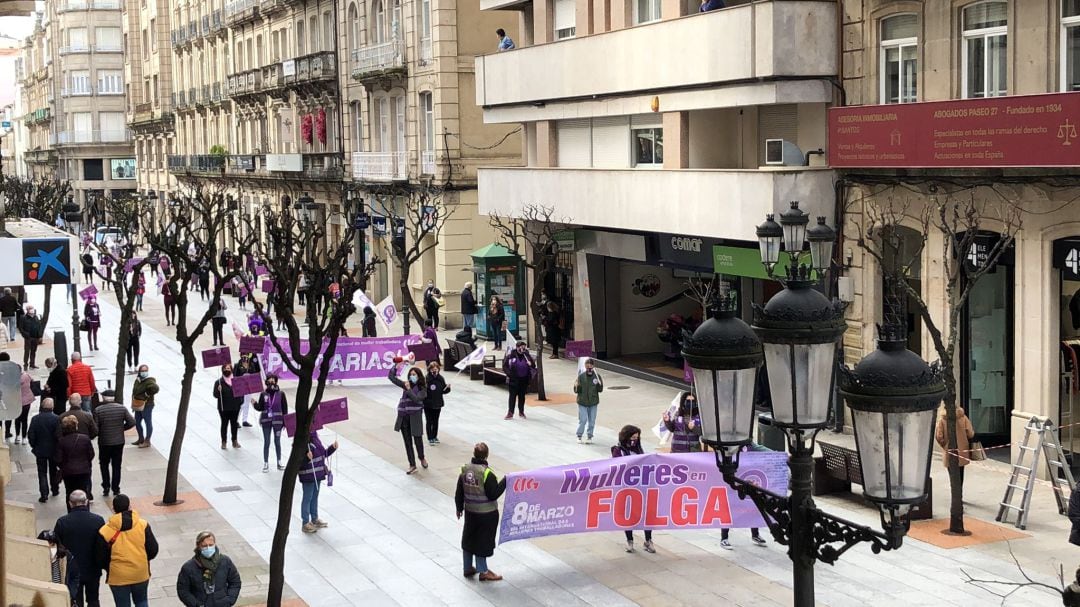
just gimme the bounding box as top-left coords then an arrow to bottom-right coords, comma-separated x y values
53,331 -> 68,369
756,411 -> 786,452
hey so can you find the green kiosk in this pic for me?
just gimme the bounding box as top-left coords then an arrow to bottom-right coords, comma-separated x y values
471,243 -> 524,339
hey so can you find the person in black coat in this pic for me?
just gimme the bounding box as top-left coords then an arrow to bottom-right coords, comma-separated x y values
460,282 -> 478,330
1069,487 -> 1080,547
1064,567 -> 1080,607
455,442 -> 507,582
362,306 -> 378,337
424,362 -> 451,446
44,357 -> 69,403
27,398 -> 61,502
53,489 -> 106,607
213,364 -> 244,450
176,531 -> 242,607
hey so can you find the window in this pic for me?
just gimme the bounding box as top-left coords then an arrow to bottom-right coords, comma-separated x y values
69,27 -> 88,51
392,0 -> 403,38
377,97 -> 391,151
70,70 -> 91,94
634,0 -> 660,24
348,4 -> 360,52
555,0 -> 576,39
352,101 -> 363,152
394,94 -> 406,153
419,0 -> 430,39
99,112 -> 124,140
419,92 -> 434,152
82,159 -> 104,180
97,69 -> 123,94
323,11 -> 334,52
374,0 -> 387,43
296,20 -> 305,55
632,127 -> 663,166
962,1 -> 1007,98
310,16 -> 319,52
880,14 -> 917,103
1063,0 -> 1080,90
150,19 -> 156,53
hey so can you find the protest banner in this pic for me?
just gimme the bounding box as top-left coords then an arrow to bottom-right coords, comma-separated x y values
255,264 -> 268,276
283,397 -> 350,437
564,340 -> 593,358
498,451 -> 788,543
261,279 -> 275,294
124,257 -> 145,273
407,341 -> 440,362
261,335 -> 422,381
454,344 -> 487,371
239,335 -> 266,354
78,285 -> 98,301
201,346 -> 232,368
231,373 -> 263,396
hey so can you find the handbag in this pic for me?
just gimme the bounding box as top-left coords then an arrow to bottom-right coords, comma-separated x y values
30,380 -> 42,397
131,398 -> 147,412
79,319 -> 89,331
968,441 -> 987,462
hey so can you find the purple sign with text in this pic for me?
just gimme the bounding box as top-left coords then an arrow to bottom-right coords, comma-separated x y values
78,285 -> 98,301
231,373 -> 263,396
239,335 -> 266,354
201,346 -> 232,368
564,340 -> 594,358
407,341 -> 440,362
283,397 -> 350,437
498,452 -> 788,543
261,279 -> 274,293
261,335 -> 422,381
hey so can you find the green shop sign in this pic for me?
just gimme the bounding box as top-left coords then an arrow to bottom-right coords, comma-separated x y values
711,245 -> 813,280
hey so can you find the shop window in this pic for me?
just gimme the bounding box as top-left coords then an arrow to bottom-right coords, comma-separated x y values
880,14 -> 918,104
962,1 -> 1007,99
83,159 -> 104,181
1063,0 -> 1080,91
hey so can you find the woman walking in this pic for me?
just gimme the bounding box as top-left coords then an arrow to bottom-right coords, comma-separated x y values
424,362 -> 451,445
81,250 -> 96,285
213,364 -> 243,450
488,296 -> 506,351
131,365 -> 158,448
254,375 -> 288,472
389,365 -> 428,474
55,416 -> 95,508
126,311 -> 142,371
162,280 -> 177,327
211,298 -> 228,346
176,531 -> 242,607
612,425 -> 654,553
9,364 -> 34,443
83,296 -> 101,351
135,274 -> 146,312
663,391 -> 702,453
299,430 -> 338,533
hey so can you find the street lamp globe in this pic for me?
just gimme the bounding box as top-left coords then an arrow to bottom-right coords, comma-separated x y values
806,216 -> 836,275
755,214 -> 783,273
840,331 -> 945,520
681,302 -> 763,472
779,201 -> 810,254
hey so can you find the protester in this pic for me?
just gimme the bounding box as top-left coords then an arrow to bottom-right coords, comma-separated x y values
234,355 -> 258,427
424,284 -> 443,329
148,250 -> 160,278
214,364 -> 243,450
543,300 -> 563,359
496,28 -> 515,51
422,320 -> 441,360
389,365 -> 428,474
126,311 -> 142,371
44,357 -> 69,404
131,365 -> 159,448
162,280 -> 177,326
93,390 -> 135,497
68,352 -> 97,411
96,493 -> 159,607
212,298 -> 228,346
424,361 -> 451,445
488,296 -> 506,351
176,531 -> 242,607
0,286 -> 19,343
1069,486 -> 1080,547
135,273 -> 146,312
460,282 -> 478,329
611,425 -> 653,553
663,391 -> 702,452
299,430 -> 338,533
573,358 -> 603,443
55,416 -> 95,507
362,306 -> 378,337
81,250 -> 96,285
254,374 -> 288,472
27,397 -> 61,502
53,490 -> 105,607
502,341 -> 535,420
198,262 -> 211,301
455,442 -> 507,581
18,304 -> 44,368
84,296 -> 102,351
297,272 -> 309,306
935,407 -> 976,487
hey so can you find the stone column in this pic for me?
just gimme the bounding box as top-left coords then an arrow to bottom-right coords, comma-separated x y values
661,111 -> 688,169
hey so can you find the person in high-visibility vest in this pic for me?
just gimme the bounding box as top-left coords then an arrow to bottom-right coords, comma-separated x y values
455,442 -> 507,582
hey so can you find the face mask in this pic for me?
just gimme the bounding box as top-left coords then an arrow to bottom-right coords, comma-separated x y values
138,372 -> 148,379
200,545 -> 217,559
629,439 -> 639,447
223,370 -> 232,377
409,375 -> 419,384
267,384 -> 278,392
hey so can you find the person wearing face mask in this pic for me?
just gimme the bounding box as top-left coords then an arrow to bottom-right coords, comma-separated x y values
126,311 -> 142,372
176,531 -> 242,607
573,358 -> 604,443
44,357 -> 69,404
611,425 -> 655,553
83,296 -> 101,351
663,391 -> 702,453
424,362 -> 451,445
213,364 -> 244,450
299,429 -> 338,533
130,365 -> 159,448
18,304 -> 44,369
388,364 -> 428,474
502,341 -> 535,420
254,374 -> 289,472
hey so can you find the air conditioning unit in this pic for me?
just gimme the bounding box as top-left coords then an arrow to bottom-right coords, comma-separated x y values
765,139 -> 805,166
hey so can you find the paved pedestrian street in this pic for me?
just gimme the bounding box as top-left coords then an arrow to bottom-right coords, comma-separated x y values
3,286 -> 1070,606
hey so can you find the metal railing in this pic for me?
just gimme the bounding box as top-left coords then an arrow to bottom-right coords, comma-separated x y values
224,0 -> 259,23
303,152 -> 344,179
172,29 -> 186,47
96,84 -> 123,95
421,150 -> 436,175
176,90 -> 188,108
91,0 -> 120,8
59,45 -> 90,55
419,37 -> 433,65
187,21 -> 197,39
201,15 -> 210,36
93,43 -> 122,52
226,69 -> 263,97
351,39 -> 406,78
352,151 -> 408,181
57,0 -> 88,12
210,82 -> 222,103
211,10 -> 223,32
188,87 -> 197,106
286,51 -> 336,85
61,87 -> 93,97
57,130 -> 132,144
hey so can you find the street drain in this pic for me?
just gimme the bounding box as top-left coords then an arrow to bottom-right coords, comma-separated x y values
214,485 -> 243,493
608,386 -> 630,390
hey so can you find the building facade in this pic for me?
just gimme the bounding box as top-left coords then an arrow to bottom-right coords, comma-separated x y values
124,0 -> 177,202
475,0 -> 837,370
16,17 -> 57,181
838,0 -> 1080,467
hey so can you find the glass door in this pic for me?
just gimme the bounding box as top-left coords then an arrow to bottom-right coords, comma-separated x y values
1060,277 -> 1080,466
962,264 -> 1014,448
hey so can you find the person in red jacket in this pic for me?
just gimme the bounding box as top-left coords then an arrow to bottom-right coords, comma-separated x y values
67,352 -> 97,412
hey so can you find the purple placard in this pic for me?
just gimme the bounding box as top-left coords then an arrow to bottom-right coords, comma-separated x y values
261,335 -> 422,381
239,335 -> 266,354
261,279 -> 274,293
315,397 -> 349,425
683,361 -> 693,384
565,340 -> 594,358
255,264 -> 268,276
78,285 -> 98,301
231,373 -> 263,396
201,346 -> 232,368
124,257 -> 145,273
407,341 -> 440,362
499,451 -> 788,543
283,412 -> 321,437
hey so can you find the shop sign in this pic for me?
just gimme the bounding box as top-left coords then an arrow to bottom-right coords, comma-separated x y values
829,92 -> 1080,168
1054,237 -> 1080,280
555,230 -> 575,252
958,232 -> 1014,271
371,215 -> 387,236
711,246 -> 806,280
658,233 -> 722,270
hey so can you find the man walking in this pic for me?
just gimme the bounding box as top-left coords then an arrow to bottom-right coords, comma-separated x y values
93,391 -> 135,497
0,287 -> 19,343
96,494 -> 159,607
53,490 -> 106,607
67,353 -> 97,411
573,358 -> 604,443
455,442 -> 507,582
18,305 -> 44,368
502,341 -> 535,420
28,397 -> 61,503
460,282 -> 478,330
44,357 -> 69,403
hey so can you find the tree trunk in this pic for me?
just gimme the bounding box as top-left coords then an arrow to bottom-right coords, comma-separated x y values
161,347 -> 196,504
397,263 -> 421,335
532,316 -> 547,401
941,380 -> 966,534
111,273 -> 141,399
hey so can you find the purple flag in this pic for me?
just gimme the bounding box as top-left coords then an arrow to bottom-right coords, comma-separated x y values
255,264 -> 268,276
683,361 -> 693,384
201,346 -> 232,368
78,285 -> 98,301
565,340 -> 594,358
239,335 -> 266,354
260,335 -> 422,381
314,397 -> 349,425
231,373 -> 263,396
499,452 -> 788,544
261,279 -> 274,294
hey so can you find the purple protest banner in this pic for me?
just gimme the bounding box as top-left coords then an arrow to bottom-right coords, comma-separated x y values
261,279 -> 274,294
201,346 -> 232,368
498,451 -> 788,543
314,397 -> 349,425
283,412 -> 322,437
231,373 -> 263,396
239,335 -> 266,355
124,257 -> 145,273
564,340 -> 593,358
255,264 -> 268,276
407,341 -> 440,362
261,335 -> 422,381
78,285 -> 98,301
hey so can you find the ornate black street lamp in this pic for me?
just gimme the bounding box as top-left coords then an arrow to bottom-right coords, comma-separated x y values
62,196 -> 83,354
682,201 -> 945,607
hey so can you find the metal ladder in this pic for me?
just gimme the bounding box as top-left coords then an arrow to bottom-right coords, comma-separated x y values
996,417 -> 1076,530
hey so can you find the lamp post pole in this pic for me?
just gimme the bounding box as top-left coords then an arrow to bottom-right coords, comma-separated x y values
63,199 -> 83,354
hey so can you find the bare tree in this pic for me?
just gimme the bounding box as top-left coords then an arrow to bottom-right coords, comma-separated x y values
251,204 -> 381,606
369,183 -> 455,334
143,184 -> 257,505
488,204 -> 571,401
960,543 -> 1070,605
849,183 -> 1022,535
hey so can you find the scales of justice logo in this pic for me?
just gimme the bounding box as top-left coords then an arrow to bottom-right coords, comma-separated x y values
22,239 -> 71,284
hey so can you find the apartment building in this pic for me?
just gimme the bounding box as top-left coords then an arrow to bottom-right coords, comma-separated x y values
16,18 -> 57,181
836,0 -> 1080,465
474,0 -> 837,367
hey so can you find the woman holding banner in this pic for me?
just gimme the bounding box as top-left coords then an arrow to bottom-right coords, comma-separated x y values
388,365 -> 428,474
611,425 -> 655,554
663,392 -> 702,453
254,374 -> 288,472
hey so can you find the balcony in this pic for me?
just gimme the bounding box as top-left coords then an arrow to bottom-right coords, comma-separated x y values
210,10 -> 223,33
96,85 -> 123,95
188,87 -> 197,106
351,39 -> 406,81
200,15 -> 210,37
421,150 -> 435,175
172,29 -> 186,47
227,69 -> 263,99
285,51 -> 337,88
57,0 -> 87,12
26,108 -> 52,125
187,21 -> 197,40
479,166 -> 834,241
61,87 -> 93,97
260,0 -> 286,15
57,129 -> 132,145
93,43 -> 122,53
58,45 -> 90,55
352,151 -> 408,181
225,0 -> 259,25
210,82 -> 223,104
176,90 -> 189,109
474,0 -> 837,110
92,0 -> 120,8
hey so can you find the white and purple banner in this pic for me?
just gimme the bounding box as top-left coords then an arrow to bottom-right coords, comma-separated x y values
498,451 -> 788,543
261,335 -> 422,381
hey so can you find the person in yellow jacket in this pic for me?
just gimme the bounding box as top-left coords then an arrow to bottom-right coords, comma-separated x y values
95,494 -> 159,607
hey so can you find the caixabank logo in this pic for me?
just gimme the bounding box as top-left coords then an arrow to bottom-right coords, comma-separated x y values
22,239 -> 72,285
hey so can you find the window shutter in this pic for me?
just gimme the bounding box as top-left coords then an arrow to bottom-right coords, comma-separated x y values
557,119 -> 591,168
591,116 -> 630,168
758,104 -> 798,165
631,114 -> 661,129
555,0 -> 576,34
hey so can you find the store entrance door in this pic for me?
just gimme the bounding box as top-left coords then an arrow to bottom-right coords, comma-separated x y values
1054,237 -> 1080,470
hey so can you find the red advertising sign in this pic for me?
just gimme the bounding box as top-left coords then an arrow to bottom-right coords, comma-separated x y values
828,92 -> 1080,168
